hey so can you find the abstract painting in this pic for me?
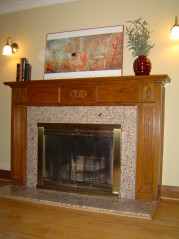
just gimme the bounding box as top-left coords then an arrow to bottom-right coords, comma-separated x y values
44,25 -> 124,79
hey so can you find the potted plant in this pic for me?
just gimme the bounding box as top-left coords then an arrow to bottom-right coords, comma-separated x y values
126,18 -> 155,75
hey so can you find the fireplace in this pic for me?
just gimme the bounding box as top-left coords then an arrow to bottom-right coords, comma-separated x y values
37,123 -> 121,195
4,75 -> 170,201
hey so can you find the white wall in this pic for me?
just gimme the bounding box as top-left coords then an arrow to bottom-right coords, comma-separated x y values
0,0 -> 178,186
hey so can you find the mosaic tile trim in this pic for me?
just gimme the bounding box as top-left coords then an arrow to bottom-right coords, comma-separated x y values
27,106 -> 137,199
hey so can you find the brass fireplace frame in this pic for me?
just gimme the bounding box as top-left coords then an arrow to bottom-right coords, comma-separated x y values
37,123 -> 121,195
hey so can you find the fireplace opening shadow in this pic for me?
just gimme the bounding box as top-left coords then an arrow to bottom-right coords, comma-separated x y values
0,185 -> 158,219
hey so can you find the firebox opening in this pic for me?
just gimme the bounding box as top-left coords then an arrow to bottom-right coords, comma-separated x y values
37,123 -> 121,196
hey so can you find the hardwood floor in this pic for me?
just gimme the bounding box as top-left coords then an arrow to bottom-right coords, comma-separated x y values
0,183 -> 178,238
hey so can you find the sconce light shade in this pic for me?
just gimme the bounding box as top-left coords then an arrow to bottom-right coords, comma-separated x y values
2,44 -> 12,55
170,16 -> 179,40
2,37 -> 19,56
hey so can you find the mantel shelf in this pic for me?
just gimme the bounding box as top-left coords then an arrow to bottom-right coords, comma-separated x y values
4,74 -> 171,87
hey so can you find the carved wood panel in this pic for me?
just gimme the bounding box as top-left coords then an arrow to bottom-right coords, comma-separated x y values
11,103 -> 27,184
140,83 -> 155,102
59,86 -> 96,104
136,103 -> 154,200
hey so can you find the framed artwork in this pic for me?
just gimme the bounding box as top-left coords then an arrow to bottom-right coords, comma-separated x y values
44,25 -> 124,79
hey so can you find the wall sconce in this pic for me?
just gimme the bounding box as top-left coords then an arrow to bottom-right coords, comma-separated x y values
2,37 -> 19,56
170,16 -> 179,40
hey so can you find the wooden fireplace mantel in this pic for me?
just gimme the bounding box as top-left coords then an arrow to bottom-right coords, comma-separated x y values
4,74 -> 171,201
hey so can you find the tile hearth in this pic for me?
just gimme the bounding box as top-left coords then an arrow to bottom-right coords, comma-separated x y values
0,185 -> 157,219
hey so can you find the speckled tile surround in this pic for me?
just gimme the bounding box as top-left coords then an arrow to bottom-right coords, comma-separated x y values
26,106 -> 137,199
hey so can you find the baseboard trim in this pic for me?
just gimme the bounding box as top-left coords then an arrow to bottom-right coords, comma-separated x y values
0,170 -> 11,180
161,185 -> 179,200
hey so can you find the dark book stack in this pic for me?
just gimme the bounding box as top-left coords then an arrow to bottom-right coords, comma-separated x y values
16,58 -> 31,81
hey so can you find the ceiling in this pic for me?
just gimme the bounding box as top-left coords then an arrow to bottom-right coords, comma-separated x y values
0,0 -> 77,14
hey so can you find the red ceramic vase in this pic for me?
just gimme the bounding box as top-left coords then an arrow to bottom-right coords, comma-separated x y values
133,55 -> 152,76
